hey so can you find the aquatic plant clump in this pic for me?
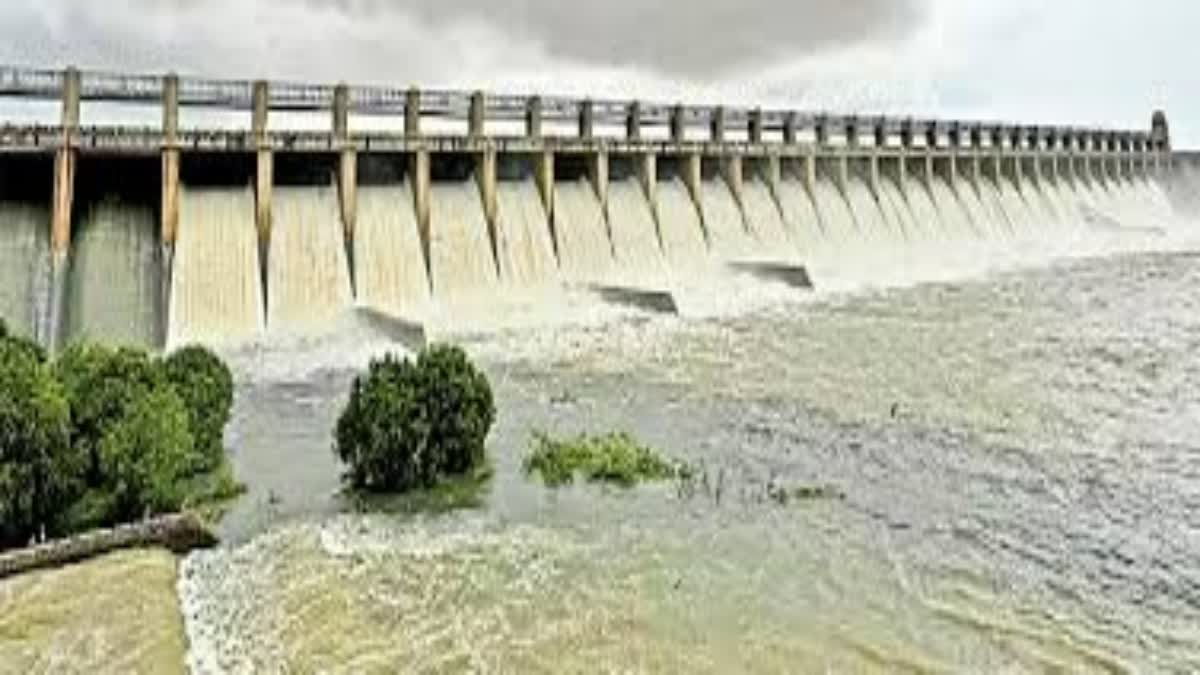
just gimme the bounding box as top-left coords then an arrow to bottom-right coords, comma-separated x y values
335,344 -> 496,493
523,432 -> 682,488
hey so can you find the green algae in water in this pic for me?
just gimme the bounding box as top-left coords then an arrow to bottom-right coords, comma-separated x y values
523,431 -> 683,488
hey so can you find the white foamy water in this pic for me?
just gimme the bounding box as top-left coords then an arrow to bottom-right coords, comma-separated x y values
773,179 -> 826,254
697,177 -> 757,260
493,180 -> 559,290
64,199 -> 161,347
169,187 -> 264,347
927,178 -> 977,240
0,202 -> 49,337
844,178 -> 896,243
553,178 -> 615,284
267,186 -> 353,333
809,179 -> 861,249
739,179 -> 795,259
876,177 -> 916,242
655,178 -> 708,269
427,181 -> 498,301
352,184 -> 431,320
902,177 -> 944,241
976,178 -> 1016,237
605,180 -> 669,288
997,177 -> 1038,233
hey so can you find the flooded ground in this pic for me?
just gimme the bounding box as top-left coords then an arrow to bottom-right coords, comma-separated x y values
0,549 -> 185,674
177,247 -> 1200,672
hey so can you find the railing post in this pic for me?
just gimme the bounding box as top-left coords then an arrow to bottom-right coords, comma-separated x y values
670,104 -> 686,144
469,90 -> 485,138
710,106 -> 726,143
579,99 -> 594,139
404,88 -> 421,136
525,96 -> 543,139
626,101 -> 642,141
748,109 -> 764,144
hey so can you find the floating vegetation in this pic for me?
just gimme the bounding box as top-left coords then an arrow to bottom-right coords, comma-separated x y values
523,432 -> 684,488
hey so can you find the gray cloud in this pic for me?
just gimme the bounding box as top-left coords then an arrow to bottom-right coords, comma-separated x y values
305,0 -> 927,76
1,0 -> 927,81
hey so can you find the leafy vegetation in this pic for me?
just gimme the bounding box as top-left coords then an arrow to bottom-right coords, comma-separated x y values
0,338 -> 85,547
335,345 -> 495,494
0,333 -> 241,551
523,431 -> 683,488
161,346 -> 234,474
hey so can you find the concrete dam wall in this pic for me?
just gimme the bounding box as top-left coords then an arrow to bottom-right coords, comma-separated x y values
0,66 -> 1188,349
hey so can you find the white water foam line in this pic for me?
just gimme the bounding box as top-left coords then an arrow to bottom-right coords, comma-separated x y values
773,179 -> 826,257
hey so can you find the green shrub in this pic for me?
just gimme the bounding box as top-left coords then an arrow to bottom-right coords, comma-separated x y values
54,342 -> 168,482
523,432 -> 681,488
0,339 -> 84,547
90,386 -> 195,524
161,345 -> 234,473
414,344 -> 495,476
335,345 -> 495,493
0,321 -> 47,364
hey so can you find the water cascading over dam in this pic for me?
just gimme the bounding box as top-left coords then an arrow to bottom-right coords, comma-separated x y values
0,66 -> 1187,349
352,182 -> 431,319
168,186 -> 264,346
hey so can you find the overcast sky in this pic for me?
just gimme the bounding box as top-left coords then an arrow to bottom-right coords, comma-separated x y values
0,0 -> 1195,145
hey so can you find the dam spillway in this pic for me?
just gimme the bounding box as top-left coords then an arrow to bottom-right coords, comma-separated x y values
0,65 -> 1190,349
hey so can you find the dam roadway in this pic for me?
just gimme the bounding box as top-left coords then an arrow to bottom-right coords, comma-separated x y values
0,65 -> 1185,349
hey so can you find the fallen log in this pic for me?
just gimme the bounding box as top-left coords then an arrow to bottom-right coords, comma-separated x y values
0,513 -> 218,580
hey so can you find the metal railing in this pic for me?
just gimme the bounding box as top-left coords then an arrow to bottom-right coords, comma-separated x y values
0,64 -> 1164,152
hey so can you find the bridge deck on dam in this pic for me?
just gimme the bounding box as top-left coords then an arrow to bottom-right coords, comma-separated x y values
0,124 -> 1161,161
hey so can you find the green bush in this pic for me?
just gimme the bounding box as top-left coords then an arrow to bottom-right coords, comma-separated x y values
523,431 -> 680,488
161,345 -> 234,473
91,386 -> 196,524
54,342 -> 168,482
335,344 -> 495,493
0,339 -> 84,547
0,318 -> 47,364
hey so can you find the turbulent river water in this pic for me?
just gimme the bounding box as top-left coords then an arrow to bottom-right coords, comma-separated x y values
176,236 -> 1200,672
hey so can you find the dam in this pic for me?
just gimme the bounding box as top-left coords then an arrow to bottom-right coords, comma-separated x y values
0,65 -> 1186,349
